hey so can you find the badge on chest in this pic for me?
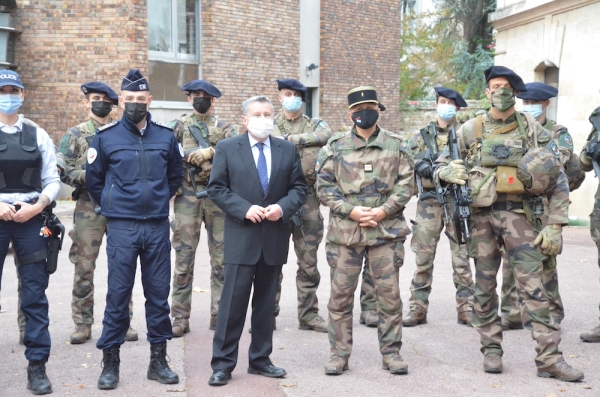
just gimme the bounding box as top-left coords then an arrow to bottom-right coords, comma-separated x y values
364,163 -> 373,172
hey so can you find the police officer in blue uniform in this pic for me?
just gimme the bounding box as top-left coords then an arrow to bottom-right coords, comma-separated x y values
86,69 -> 184,390
0,70 -> 61,395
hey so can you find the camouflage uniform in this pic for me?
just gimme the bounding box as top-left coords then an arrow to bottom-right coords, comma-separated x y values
439,111 -> 568,368
579,117 -> 600,341
271,113 -> 332,324
405,120 -> 474,318
316,126 -> 414,362
59,118 -> 134,328
500,119 -> 575,326
169,113 -> 235,326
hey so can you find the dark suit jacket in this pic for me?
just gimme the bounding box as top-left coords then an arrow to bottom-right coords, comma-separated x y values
207,134 -> 307,266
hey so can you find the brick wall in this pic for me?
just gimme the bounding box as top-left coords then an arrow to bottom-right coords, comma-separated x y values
320,0 -> 401,131
14,0 -> 148,143
201,1 -> 299,125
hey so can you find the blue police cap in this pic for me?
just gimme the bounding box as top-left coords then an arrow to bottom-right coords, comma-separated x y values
181,80 -> 222,98
434,87 -> 468,108
516,82 -> 558,101
0,70 -> 24,89
484,66 -> 527,92
81,82 -> 119,105
121,69 -> 149,91
276,79 -> 307,102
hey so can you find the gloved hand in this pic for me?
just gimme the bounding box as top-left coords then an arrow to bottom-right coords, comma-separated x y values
585,142 -> 600,163
187,147 -> 214,166
415,158 -> 433,178
438,159 -> 467,185
534,224 -> 562,256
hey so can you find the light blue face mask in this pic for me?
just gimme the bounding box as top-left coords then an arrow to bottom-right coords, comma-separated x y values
436,104 -> 457,121
0,94 -> 23,115
522,103 -> 544,119
282,96 -> 302,112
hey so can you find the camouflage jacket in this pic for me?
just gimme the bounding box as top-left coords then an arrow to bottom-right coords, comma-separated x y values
407,118 -> 462,190
58,117 -> 109,189
316,126 -> 415,246
170,113 -> 237,183
437,110 -> 569,225
272,112 -> 333,187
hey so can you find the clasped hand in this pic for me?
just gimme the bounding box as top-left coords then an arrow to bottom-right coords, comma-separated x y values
0,201 -> 42,223
245,204 -> 282,223
349,206 -> 386,227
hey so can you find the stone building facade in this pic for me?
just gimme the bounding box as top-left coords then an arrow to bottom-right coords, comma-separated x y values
4,0 -> 401,143
489,0 -> 600,218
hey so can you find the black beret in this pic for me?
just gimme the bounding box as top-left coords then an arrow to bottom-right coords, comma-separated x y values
516,82 -> 558,101
276,79 -> 307,102
81,82 -> 119,105
434,87 -> 468,108
121,69 -> 150,91
484,66 -> 527,92
347,86 -> 378,108
181,80 -> 222,98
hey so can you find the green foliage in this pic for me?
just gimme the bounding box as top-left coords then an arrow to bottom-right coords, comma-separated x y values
449,40 -> 495,99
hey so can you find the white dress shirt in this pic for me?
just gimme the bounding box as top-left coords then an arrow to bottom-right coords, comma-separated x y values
0,114 -> 61,204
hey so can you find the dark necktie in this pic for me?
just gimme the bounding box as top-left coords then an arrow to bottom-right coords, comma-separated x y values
256,142 -> 269,194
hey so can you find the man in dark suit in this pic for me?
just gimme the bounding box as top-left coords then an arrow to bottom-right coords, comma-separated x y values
206,95 -> 307,386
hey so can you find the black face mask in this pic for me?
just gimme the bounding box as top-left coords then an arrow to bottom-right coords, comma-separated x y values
351,109 -> 379,129
124,102 -> 148,124
193,97 -> 212,114
91,101 -> 113,118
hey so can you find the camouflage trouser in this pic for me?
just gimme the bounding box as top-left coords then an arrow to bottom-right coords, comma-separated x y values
274,190 -> 324,322
359,265 -> 377,314
500,249 -> 564,324
408,197 -> 474,314
590,204 -> 600,322
69,195 -> 133,325
171,181 -> 225,319
326,240 -> 404,360
470,208 -> 563,368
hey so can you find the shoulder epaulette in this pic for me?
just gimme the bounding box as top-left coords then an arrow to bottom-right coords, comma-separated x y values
151,120 -> 173,130
328,130 -> 348,144
97,121 -> 118,133
383,130 -> 403,140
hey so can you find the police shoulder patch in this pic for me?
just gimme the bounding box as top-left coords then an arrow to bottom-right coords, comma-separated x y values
97,122 -> 118,133
87,147 -> 98,164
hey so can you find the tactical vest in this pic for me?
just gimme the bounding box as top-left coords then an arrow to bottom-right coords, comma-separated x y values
0,123 -> 43,193
181,115 -> 229,183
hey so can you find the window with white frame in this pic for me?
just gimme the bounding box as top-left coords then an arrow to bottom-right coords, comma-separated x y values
148,0 -> 200,103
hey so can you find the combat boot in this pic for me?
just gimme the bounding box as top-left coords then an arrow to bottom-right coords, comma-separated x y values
147,342 -> 179,384
382,353 -> 408,375
324,355 -> 348,375
501,317 -> 523,331
402,310 -> 427,327
27,359 -> 52,395
70,324 -> 92,344
537,361 -> 584,382
125,326 -> 138,341
98,346 -> 120,390
483,353 -> 503,373
299,315 -> 327,333
580,325 -> 600,343
172,317 -> 190,337
457,311 -> 472,327
209,315 -> 217,331
359,311 -> 378,327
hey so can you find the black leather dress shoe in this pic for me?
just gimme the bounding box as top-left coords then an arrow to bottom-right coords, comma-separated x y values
208,369 -> 231,386
247,364 -> 287,378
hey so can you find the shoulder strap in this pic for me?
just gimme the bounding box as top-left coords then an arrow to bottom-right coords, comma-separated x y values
476,115 -> 483,142
21,123 -> 38,152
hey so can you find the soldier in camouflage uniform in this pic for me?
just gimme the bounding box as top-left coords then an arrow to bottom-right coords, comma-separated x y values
500,83 -> 584,331
435,66 -> 583,381
317,86 -> 414,375
578,105 -> 600,343
59,82 -> 138,344
169,80 -> 237,336
270,79 -> 332,333
403,87 -> 474,327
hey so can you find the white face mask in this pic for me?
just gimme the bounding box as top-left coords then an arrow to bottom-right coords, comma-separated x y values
522,103 -> 544,119
247,116 -> 274,139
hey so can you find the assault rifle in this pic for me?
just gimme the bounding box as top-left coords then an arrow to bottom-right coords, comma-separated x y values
186,123 -> 212,200
445,127 -> 472,245
589,107 -> 600,179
